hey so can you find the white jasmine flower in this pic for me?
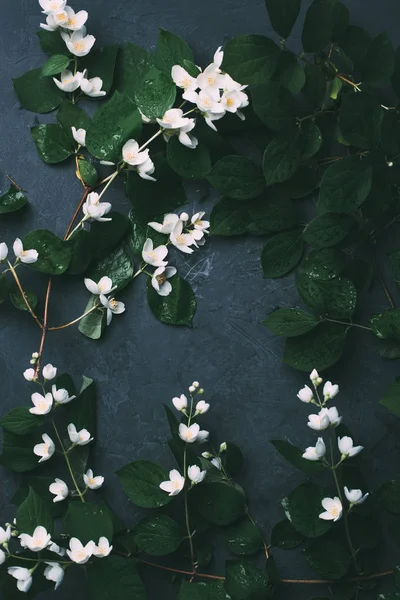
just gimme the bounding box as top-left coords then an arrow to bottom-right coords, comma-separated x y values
67,423 -> 93,446
323,381 -> 339,400
44,562 -> 64,591
197,63 -> 225,92
42,364 -> 57,380
184,89 -> 225,130
84,276 -> 114,295
71,127 -> 86,147
188,465 -> 206,484
137,157 -> 156,181
82,192 -> 112,223
66,538 -> 95,564
23,368 -> 37,382
178,121 -> 198,149
170,221 -> 195,254
148,213 -> 180,234
172,394 -> 187,412
122,140 -> 150,167
319,497 -> 343,522
221,89 -> 249,115
29,392 -> 53,415
51,385 -> 76,405
0,526 -> 11,545
307,411 -> 330,431
93,537 -> 112,557
310,368 -> 322,385
302,437 -> 326,461
142,239 -> 168,267
0,242 -> 8,261
159,469 -> 185,496
0,549 -> 5,565
61,27 -> 96,57
195,400 -> 210,415
151,266 -> 177,297
33,433 -> 55,463
322,406 -> 342,427
213,46 -> 224,68
297,384 -> 314,403
13,238 -> 38,264
49,478 -> 69,503
7,567 -> 32,593
48,542 -> 66,556
338,436 -> 363,458
157,108 -> 192,130
80,76 -> 106,98
53,70 -> 84,93
139,108 -> 155,124
19,526 -> 51,552
63,6 -> 88,30
191,212 -> 210,233
39,0 -> 67,14
179,423 -> 209,444
99,294 -> 125,326
171,65 -> 198,91
40,14 -> 61,31
344,486 -> 369,506
211,457 -> 222,469
83,469 -> 104,490
222,73 -> 247,93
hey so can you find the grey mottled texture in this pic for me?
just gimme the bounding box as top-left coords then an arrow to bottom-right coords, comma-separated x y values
1,0 -> 400,598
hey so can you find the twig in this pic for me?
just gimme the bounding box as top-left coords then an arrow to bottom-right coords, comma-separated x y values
7,261 -> 43,329
48,304 -> 99,331
6,175 -> 23,191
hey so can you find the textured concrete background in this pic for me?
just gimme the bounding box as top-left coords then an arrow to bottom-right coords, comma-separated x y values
1,0 -> 400,598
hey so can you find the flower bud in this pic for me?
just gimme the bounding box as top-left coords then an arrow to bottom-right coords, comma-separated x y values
219,442 -> 227,453
180,212 -> 189,222
192,381 -> 199,388
189,385 -> 196,393
201,451 -> 213,459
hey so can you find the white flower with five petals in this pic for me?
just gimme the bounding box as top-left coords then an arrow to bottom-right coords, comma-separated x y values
319,497 -> 343,522
137,157 -> 156,181
171,65 -> 198,91
49,478 -> 69,503
191,212 -> 210,233
151,266 -> 177,297
66,538 -> 95,564
159,469 -> 185,496
179,423 -> 209,444
93,537 -> 112,557
84,469 -> 104,490
63,6 -> 88,30
19,526 -> 51,552
68,423 -> 93,446
61,27 -> 96,57
142,239 -> 168,267
321,406 -> 342,427
170,221 -> 195,254
39,0 -> 66,14
53,70 -> 84,93
323,381 -> 339,400
33,433 -> 55,463
84,276 -> 114,295
13,238 -> 38,264
297,384 -> 314,403
157,108 -> 192,130
307,410 -> 330,431
122,140 -> 150,166
29,392 -> 53,415
148,213 -> 180,234
195,400 -> 210,415
82,192 -> 112,222
99,295 -> 125,326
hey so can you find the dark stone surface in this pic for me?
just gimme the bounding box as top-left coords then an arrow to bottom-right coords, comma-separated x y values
1,0 -> 400,598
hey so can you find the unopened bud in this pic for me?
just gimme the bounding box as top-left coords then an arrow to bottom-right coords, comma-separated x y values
198,388 -> 204,395
387,161 -> 394,167
219,442 -> 227,453
189,386 -> 196,393
180,212 -> 189,222
192,381 -> 199,388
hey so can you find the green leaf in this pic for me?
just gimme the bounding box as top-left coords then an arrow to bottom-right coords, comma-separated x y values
134,66 -> 176,120
13,68 -> 63,113
207,156 -> 265,200
283,322 -> 347,371
299,248 -> 346,280
132,514 -> 183,555
79,45 -> 119,93
86,91 -> 142,163
339,93 -> 383,148
248,191 -> 298,233
41,54 -> 71,76
78,296 -> 107,340
117,460 -> 173,508
338,25 -> 371,68
318,156 -> 372,214
210,198 -> 250,236
0,407 -> 42,436
380,377 -> 400,417
225,559 -> 271,600
147,275 -> 196,327
0,185 -> 28,214
78,159 -> 99,187
303,539 -> 350,579
362,32 -> 395,86
297,275 -> 357,319
12,476 -> 65,518
191,481 -> 246,526
222,35 -> 281,85
179,580 -> 227,600
36,29 -> 67,55
271,440 -> 325,474
57,100 -> 91,143
261,228 -> 304,278
371,310 -> 400,340
301,122 -> 323,160
115,43 -> 154,99
389,249 -> 400,287
251,82 -> 295,131
88,244 -> 135,293
9,287 -> 37,312
31,124 -> 74,164
89,212 -> 131,260
16,487 -> 53,535
128,210 -> 167,256
223,517 -> 263,556
64,502 -> 113,545
392,47 -> 400,98
302,0 -> 349,53
23,229 -> 72,275
303,64 -> 327,108
154,28 -> 194,74
282,482 -> 331,538
303,213 -> 354,249
88,557 -> 146,600
167,137 -> 212,179
264,308 -> 319,337
275,51 -> 306,95
271,519 -> 305,549
265,0 -> 301,38
263,133 -> 302,186
0,430 -> 39,473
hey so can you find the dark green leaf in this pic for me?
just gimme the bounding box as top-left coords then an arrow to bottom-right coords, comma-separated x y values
225,559 -> 271,600
318,156 -> 372,214
251,82 -> 295,131
88,244 -> 135,293
301,122 -> 323,160
179,580 -> 227,600
86,91 -> 142,163
79,45 -> 119,93
117,460 -> 173,508
23,229 -> 72,275
348,513 -> 379,550
283,322 -> 347,371
132,514 -> 182,555
128,210 -> 167,256
271,519 -> 305,549
297,274 -> 357,319
223,443 -> 244,477
264,308 -> 319,337
89,212 -> 131,260
362,32 -> 395,86
377,480 -> 400,514
380,377 -> 400,417
303,539 -> 350,579
87,556 -> 146,600
223,517 -> 263,556
279,166 -> 321,199
263,133 -> 301,186
154,28 -> 194,74
64,502 -> 113,545
371,310 -> 400,340
134,66 -> 176,119
392,47 -> 400,98
210,198 -> 250,236
381,110 -> 400,155
10,288 -> 37,312
167,137 -> 211,179
303,64 -> 327,108
31,124 -> 74,164
207,155 -> 265,200
300,248 -> 346,280
339,93 -> 383,148
78,295 -> 107,340
41,54 -> 71,76
282,482 -> 331,538
16,487 -> 53,535
338,26 -> 371,69
115,43 -> 154,99
248,191 -> 298,232
222,35 -> 281,85
271,440 -> 325,473
36,29 -> 67,55
302,0 -> 349,53
261,228 -> 304,278
78,159 -> 99,187
147,275 -> 196,327
275,51 -> 306,95
0,185 -> 28,214
12,476 -> 65,518
13,68 -> 63,113
0,407 -> 42,436
0,430 -> 39,473
389,249 -> 400,287
191,481 -> 246,526
57,100 -> 91,143
303,213 -> 354,249
265,0 -> 301,38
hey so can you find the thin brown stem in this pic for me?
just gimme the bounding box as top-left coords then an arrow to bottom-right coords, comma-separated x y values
7,261 -> 43,329
337,74 -> 361,90
52,420 -> 85,503
6,176 -> 23,191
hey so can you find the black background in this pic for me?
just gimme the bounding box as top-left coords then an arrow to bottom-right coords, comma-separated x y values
1,0 -> 400,598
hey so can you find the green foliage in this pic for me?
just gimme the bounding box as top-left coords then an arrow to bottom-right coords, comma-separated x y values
271,440 -> 324,474
154,28 -> 194,74
380,377 -> 400,416
0,407 -> 42,436
80,45 -> 119,93
377,480 -> 400,514
87,557 -> 146,600
225,560 -> 271,600
9,287 -> 37,312
271,519 -> 305,549
191,481 -> 246,526
134,66 -> 176,120
57,100 -> 91,142
64,502 -> 113,544
0,430 -> 40,473
167,137 -> 212,179
282,482 -> 332,538
16,487 -> 53,535
132,514 -> 183,555
302,0 -> 349,53
303,539 -> 351,579
223,517 -> 263,556
23,230 -> 72,275
115,43 -> 154,99
117,460 -> 173,508
0,185 -> 28,214
261,228 -> 304,278
251,82 -> 294,131
265,0 -> 301,39
41,54 -> 71,77
207,156 -> 265,200
31,124 -> 74,164
283,322 -> 347,371
318,156 -> 372,214
13,68 -> 64,113
222,35 -> 280,85
179,581 -> 227,599
147,275 -> 197,327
